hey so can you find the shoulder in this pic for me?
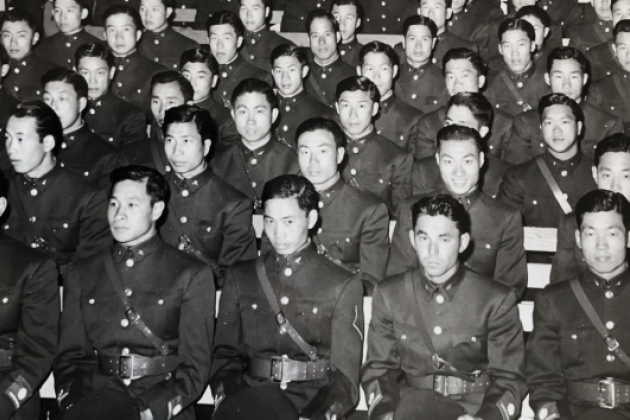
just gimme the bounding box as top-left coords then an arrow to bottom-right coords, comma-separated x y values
463,268 -> 513,299
270,139 -> 297,156
373,134 -> 409,157
158,241 -> 211,272
37,33 -> 61,48
207,171 -> 251,203
57,167 -> 103,194
477,192 -> 520,217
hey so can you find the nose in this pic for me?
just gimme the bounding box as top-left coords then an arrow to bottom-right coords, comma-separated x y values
349,106 -> 358,118
610,175 -> 622,193
115,29 -> 123,40
88,72 -> 97,84
453,162 -> 465,177
429,239 -> 439,256
172,140 -> 183,156
318,35 -> 326,45
281,70 -> 290,82
113,204 -> 126,221
596,234 -> 609,250
562,77 -> 571,88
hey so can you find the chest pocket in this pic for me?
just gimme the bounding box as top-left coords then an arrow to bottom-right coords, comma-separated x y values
353,166 -> 392,199
468,236 -> 500,277
560,324 -> 594,372
197,222 -> 222,256
394,317 -> 423,374
133,294 -> 181,341
295,301 -> 333,346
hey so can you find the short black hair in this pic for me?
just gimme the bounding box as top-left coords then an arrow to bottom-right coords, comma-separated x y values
262,174 -> 319,214
498,18 -> 535,43
53,0 -> 91,9
306,10 -> 340,34
331,0 -> 364,20
447,92 -> 493,129
420,0 -> 453,9
576,189 -> 630,232
538,93 -> 584,125
163,104 -> 215,141
403,15 -> 438,38
1,9 -> 39,33
411,194 -> 471,235
241,0 -> 272,8
270,43 -> 308,68
594,133 -> 630,167
151,71 -> 194,103
336,75 -> 380,103
546,46 -> 588,75
231,78 -> 278,109
148,0 -> 174,8
75,42 -> 115,69
442,48 -> 485,76
359,41 -> 400,68
206,10 -> 244,37
109,165 -> 167,207
437,124 -> 483,154
9,101 -> 63,153
296,117 -> 345,149
515,5 -> 551,29
179,48 -> 219,75
103,5 -> 142,31
614,19 -> 630,43
42,68 -> 89,100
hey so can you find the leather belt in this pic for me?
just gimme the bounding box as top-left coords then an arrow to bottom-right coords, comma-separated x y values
0,349 -> 14,369
98,354 -> 181,380
248,356 -> 330,383
567,379 -> 630,408
406,374 -> 491,396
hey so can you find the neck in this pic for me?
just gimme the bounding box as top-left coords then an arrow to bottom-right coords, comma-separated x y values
121,228 -> 157,248
425,261 -> 460,285
314,52 -> 339,67
63,119 -> 83,135
380,90 -> 393,101
595,261 -> 628,281
315,172 -> 340,192
548,144 -> 579,161
26,156 -> 56,179
342,34 -> 356,44
345,125 -> 374,140
250,24 -> 266,33
407,56 -> 430,69
150,22 -> 169,33
220,53 -> 238,66
241,133 -> 272,150
112,49 -> 136,58
63,27 -> 82,36
279,86 -> 304,98
508,59 -> 533,75
450,185 -> 477,198
193,93 -> 212,103
175,161 -> 207,179
437,26 -> 446,35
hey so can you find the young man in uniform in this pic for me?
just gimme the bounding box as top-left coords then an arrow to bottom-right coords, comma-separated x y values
159,105 -> 257,287
332,0 -> 363,67
211,174 -> 363,420
55,165 -> 215,420
586,0 -> 630,80
363,194 -> 526,420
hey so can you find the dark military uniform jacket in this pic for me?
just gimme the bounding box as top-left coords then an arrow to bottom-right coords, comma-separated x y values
179,0 -> 240,29
118,134 -> 172,175
362,0 -> 418,34
342,129 -> 413,215
3,53 -> 59,102
213,55 -> 272,109
585,40 -> 616,81
304,56 -> 356,109
526,268 -> 630,418
504,102 -> 624,164
394,61 -> 449,114
280,0 -> 332,32
449,0 -> 492,44
210,244 -> 363,419
550,212 -> 584,284
85,92 -> 147,148
0,233 -> 59,420
36,29 -> 104,69
276,90 -> 332,147
0,89 -> 18,142
587,70 -> 630,129
6,0 -> 46,28
160,168 -> 257,287
193,96 -> 239,148
433,30 -> 474,69
485,63 -> 550,116
538,0 -> 584,30
339,38 -> 362,68
387,189 -> 527,296
111,51 -> 166,110
240,27 -> 292,72
375,93 -> 423,152
55,235 -> 215,420
497,151 -> 597,227
138,26 -> 199,71
567,18 -> 613,52
362,265 -> 526,420
3,164 -> 112,271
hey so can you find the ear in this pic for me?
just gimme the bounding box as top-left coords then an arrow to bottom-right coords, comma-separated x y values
271,107 -> 279,124
356,18 -> 361,29
498,44 -> 503,56
393,64 -> 399,78
613,43 -> 618,58
103,30 -> 107,39
583,73 -> 589,87
575,229 -> 581,249
42,134 -> 56,153
372,101 -> 379,116
0,197 -> 6,218
265,7 -> 270,18
0,64 -> 9,78
203,139 -> 211,157
627,230 -> 630,248
543,27 -> 550,39
166,7 -> 174,19
577,121 -> 583,136
477,74 -> 485,89
302,65 -> 309,79
336,146 -> 345,164
544,72 -> 550,86
335,102 -> 340,115
458,232 -> 471,253
307,209 -> 318,229
185,100 -> 193,105
435,151 -> 440,166
211,74 -> 219,88
431,37 -> 437,50
446,7 -> 453,19
81,8 -> 89,20
135,29 -> 142,42
592,165 -> 598,184
336,31 -> 342,44
479,150 -> 485,168
32,32 -> 40,46
236,36 -> 243,49
230,108 -> 235,121
356,65 -> 362,76
109,66 -> 116,80
402,36 -> 406,50
409,229 -> 416,250
78,96 -> 87,113
479,125 -> 489,138
530,42 -> 536,53
152,200 -> 166,221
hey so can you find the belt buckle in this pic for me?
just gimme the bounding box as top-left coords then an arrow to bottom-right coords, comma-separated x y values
599,377 -> 618,409
270,355 -> 288,383
178,235 -> 191,251
433,375 -> 448,396
118,355 -> 135,380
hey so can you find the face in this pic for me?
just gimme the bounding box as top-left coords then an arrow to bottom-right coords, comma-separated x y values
614,31 -> 630,72
272,55 -> 306,97
140,0 -> 171,31
541,104 -> 581,156
437,139 -> 483,196
264,197 -> 317,255
240,0 -> 268,32
181,62 -> 216,101
404,24 -> 435,67
77,56 -> 113,100
43,81 -> 85,131
420,0 -> 451,30
336,90 -> 378,137
232,91 -> 278,144
5,116 -> 53,176
499,29 -> 535,73
593,0 -> 612,20
612,0 -> 630,27
53,0 -> 87,34
165,121 -> 211,178
512,0 -> 536,11
108,179 -> 164,246
209,23 -> 242,64
521,15 -> 548,47
546,59 -> 587,100
451,0 -> 467,12
444,58 -> 483,96
151,82 -> 186,127
309,18 -> 340,62
445,105 -> 480,131
298,129 -> 344,187
105,13 -> 141,56
595,152 -> 630,200
1,21 -> 38,61
578,211 -> 629,280
332,4 -> 360,42
360,52 -> 397,97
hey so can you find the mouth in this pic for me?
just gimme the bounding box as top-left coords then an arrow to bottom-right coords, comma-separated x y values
450,179 -> 468,187
281,84 -> 293,90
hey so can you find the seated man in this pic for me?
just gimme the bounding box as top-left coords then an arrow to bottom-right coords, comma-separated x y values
388,125 -> 527,296
362,194 -> 526,420
55,165 -> 215,420
159,105 -> 257,287
498,93 -> 597,227
211,174 -> 363,420
297,117 -> 389,292
211,78 -> 299,213
527,189 -> 630,420
76,43 -> 147,148
586,0 -> 630,81
567,0 -> 613,52
332,0 -> 363,67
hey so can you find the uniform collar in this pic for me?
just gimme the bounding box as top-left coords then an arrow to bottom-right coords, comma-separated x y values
310,56 -> 343,73
339,38 -> 359,55
416,263 -> 466,302
113,51 -> 140,66
144,25 -> 172,40
18,161 -> 62,195
582,265 -> 630,293
88,91 -> 114,108
503,60 -> 537,82
269,239 -> 317,278
542,150 -> 582,172
63,28 -> 86,40
219,55 -> 243,73
239,136 -> 276,159
380,92 -> 396,114
404,59 -> 432,73
61,123 -> 89,150
113,233 -> 162,264
10,52 -> 36,68
244,26 -> 270,43
616,68 -> 630,83
317,176 -> 345,206
345,128 -> 377,153
167,166 -> 213,194
596,18 -> 613,30
278,90 -> 308,110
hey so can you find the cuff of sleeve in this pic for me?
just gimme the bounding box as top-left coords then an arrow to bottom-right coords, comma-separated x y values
476,403 -> 504,420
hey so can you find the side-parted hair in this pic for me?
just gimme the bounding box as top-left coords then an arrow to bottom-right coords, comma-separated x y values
75,43 -> 115,68
163,105 -> 215,140
594,133 -> 630,167
442,48 -> 485,76
515,6 -> 551,29
537,93 -> 584,124
411,194 -> 471,234
0,9 -> 39,33
231,78 -> 278,109
546,46 -> 588,75
262,174 -> 319,214
331,0 -> 364,20
576,189 -> 630,232
296,117 -> 346,149
103,5 -> 143,30
359,41 -> 400,67
179,48 -> 219,75
336,75 -> 380,102
498,18 -> 535,42
42,68 -> 89,99
270,44 -> 308,68
151,71 -> 194,103
306,10 -> 340,34
614,19 -> 630,42
447,92 -> 493,129
206,10 -> 244,37
437,124 -> 483,154
109,165 -> 167,206
9,101 -> 63,153
403,15 -> 438,38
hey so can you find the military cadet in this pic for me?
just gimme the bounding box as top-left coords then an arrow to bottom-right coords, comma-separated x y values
239,0 -> 292,72
505,47 -> 623,164
279,0 -> 332,32
1,10 -> 59,102
551,133 -> 630,283
55,165 -> 215,420
388,125 -> 527,296
180,48 -> 239,148
336,76 -> 413,214
212,78 -> 299,212
303,10 -> 356,108
394,15 -> 450,113
36,0 -> 104,69
211,174 -> 363,420
297,117 -> 389,292
362,0 -> 417,34
527,188 -> 630,420
159,105 -> 257,287
3,101 -> 112,275
76,43 -> 147,148
42,68 -> 119,188
104,5 -> 167,110
207,11 -> 271,109
137,0 -> 199,71
513,6 -> 561,69
358,41 -> 423,151
498,93 -> 597,228
0,175 -> 59,420
363,194 -> 527,420
271,44 -> 331,147
485,18 -> 550,116
567,0 -> 614,52
587,0 -> 630,80
332,0 -> 363,67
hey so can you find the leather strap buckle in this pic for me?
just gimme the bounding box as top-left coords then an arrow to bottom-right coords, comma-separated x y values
125,308 -> 140,324
599,378 -> 619,409
606,336 -> 621,352
270,355 -> 289,383
433,375 -> 448,396
118,356 -> 136,380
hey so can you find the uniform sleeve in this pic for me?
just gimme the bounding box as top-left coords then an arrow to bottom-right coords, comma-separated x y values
496,168 -> 525,213
390,153 -> 413,216
0,257 -> 59,414
386,204 -> 417,277
120,111 -> 148,146
359,202 -> 390,291
550,216 -> 579,284
495,210 -> 527,299
75,190 -> 113,261
408,117 -> 437,160
503,117 -> 533,165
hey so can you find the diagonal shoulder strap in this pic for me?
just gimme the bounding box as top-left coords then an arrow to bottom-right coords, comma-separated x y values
611,74 -> 630,117
254,258 -> 318,361
535,156 -> 573,215
499,71 -> 532,112
569,278 -> 630,370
